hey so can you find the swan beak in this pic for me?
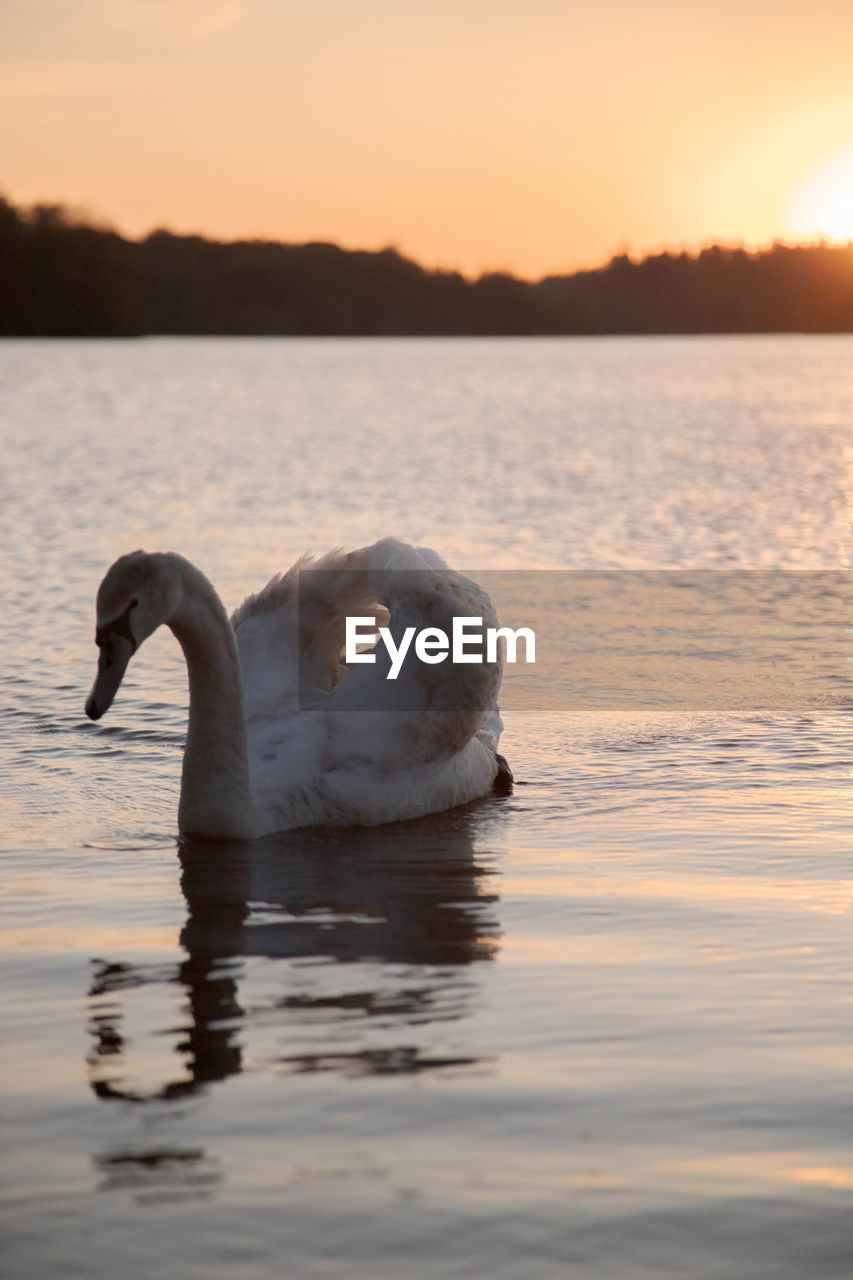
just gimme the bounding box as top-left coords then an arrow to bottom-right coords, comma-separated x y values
85,633 -> 135,720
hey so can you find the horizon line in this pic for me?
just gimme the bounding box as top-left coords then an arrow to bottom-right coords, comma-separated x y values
5,188 -> 853,286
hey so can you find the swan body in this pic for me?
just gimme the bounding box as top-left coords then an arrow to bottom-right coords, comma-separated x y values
85,539 -> 511,837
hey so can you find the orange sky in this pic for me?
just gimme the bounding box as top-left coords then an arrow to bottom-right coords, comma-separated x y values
3,0 -> 853,278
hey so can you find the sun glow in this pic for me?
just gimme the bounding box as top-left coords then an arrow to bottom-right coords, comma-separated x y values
787,146 -> 853,242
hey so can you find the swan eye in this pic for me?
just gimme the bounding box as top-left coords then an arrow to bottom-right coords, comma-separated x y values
94,598 -> 139,654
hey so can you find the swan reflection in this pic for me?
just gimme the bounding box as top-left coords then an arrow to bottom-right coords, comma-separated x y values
93,1146 -> 224,1204
87,810 -> 501,1104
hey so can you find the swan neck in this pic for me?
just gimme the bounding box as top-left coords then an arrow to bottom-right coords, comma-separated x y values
167,560 -> 256,837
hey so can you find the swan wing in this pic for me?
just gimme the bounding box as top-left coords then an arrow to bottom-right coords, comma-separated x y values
230,545 -> 381,721
324,538 -> 504,763
234,539 -> 505,830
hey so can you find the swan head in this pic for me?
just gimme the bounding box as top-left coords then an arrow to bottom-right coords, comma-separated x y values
85,551 -> 183,721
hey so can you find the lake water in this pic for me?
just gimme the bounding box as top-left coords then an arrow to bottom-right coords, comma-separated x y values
3,335 -> 853,1278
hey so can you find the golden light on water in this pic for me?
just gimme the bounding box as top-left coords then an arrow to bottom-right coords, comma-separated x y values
672,1153 -> 853,1191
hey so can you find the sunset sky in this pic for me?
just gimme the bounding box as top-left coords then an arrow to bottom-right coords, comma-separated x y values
3,0 -> 853,278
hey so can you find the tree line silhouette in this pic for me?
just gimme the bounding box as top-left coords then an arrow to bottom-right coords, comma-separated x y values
2,193 -> 853,336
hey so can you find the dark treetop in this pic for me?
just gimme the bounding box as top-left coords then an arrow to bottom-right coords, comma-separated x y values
2,194 -> 853,336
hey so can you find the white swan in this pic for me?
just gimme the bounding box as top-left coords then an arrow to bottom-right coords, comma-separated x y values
85,538 -> 512,837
